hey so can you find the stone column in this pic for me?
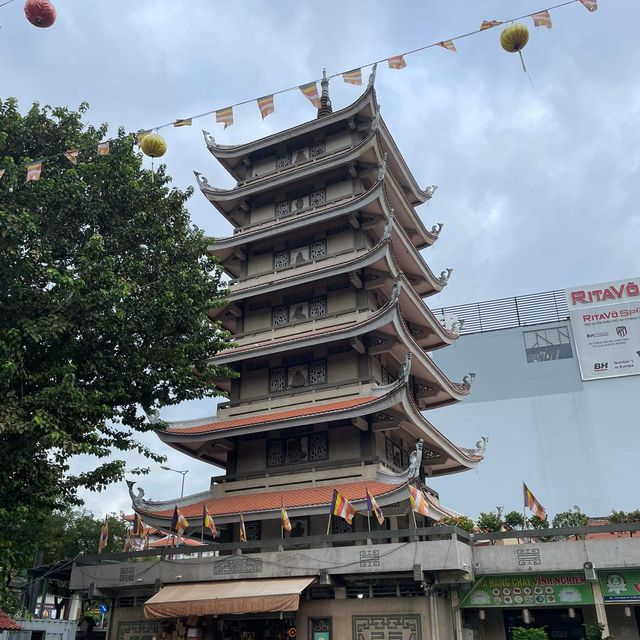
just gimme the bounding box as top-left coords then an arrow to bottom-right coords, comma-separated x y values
450,592 -> 464,640
591,580 -> 611,637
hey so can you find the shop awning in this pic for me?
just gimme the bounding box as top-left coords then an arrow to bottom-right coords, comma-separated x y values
144,577 -> 317,619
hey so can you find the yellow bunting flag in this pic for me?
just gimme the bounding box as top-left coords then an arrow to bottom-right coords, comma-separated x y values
342,68 -> 362,85
0,169 -> 5,180
480,20 -> 502,30
239,513 -> 247,542
579,0 -> 597,11
387,55 -> 407,70
97,142 -> 110,156
299,82 -> 321,109
26,162 -> 42,182
408,484 -> 430,517
203,505 -> 218,538
366,488 -> 385,526
523,483 -> 547,520
173,118 -> 192,127
257,95 -> 275,119
438,40 -> 457,52
281,498 -> 292,532
137,130 -> 151,146
216,107 -> 234,129
532,10 -> 552,28
98,520 -> 109,554
64,149 -> 79,165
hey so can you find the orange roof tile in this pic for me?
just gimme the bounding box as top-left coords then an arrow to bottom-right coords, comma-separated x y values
0,611 -> 21,631
149,536 -> 205,548
144,480 -> 403,520
165,396 -> 378,436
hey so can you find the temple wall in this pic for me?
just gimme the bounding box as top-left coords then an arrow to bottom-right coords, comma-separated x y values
326,130 -> 352,153
326,229 -> 354,254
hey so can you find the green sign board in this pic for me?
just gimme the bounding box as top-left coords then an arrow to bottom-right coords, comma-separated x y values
599,570 -> 640,602
460,575 -> 594,608
313,633 -> 330,640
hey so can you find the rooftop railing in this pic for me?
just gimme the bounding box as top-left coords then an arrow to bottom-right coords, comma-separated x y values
432,289 -> 569,335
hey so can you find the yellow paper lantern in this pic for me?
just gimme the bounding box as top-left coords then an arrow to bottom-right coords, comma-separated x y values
140,132 -> 167,158
500,23 -> 530,72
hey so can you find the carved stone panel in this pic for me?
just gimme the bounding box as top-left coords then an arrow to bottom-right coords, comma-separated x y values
117,622 -> 159,640
212,555 -> 264,575
352,615 -> 421,640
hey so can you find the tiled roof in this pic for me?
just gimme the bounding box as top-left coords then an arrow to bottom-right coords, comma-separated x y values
165,396 -> 378,436
0,610 -> 21,631
144,480 -> 404,520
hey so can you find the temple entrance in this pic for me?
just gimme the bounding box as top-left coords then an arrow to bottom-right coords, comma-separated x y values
218,615 -> 296,640
503,608 -> 586,639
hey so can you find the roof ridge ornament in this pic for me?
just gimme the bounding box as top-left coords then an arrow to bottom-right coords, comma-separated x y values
450,318 -> 465,336
431,222 -> 444,236
377,439 -> 424,484
382,208 -> 394,241
424,185 -> 438,199
194,171 -> 210,190
439,268 -> 453,284
202,130 -> 216,150
462,372 -> 476,389
399,352 -> 412,383
317,68 -> 333,118
391,277 -> 402,304
377,152 -> 388,181
367,63 -> 378,89
126,480 -> 146,507
472,436 -> 488,456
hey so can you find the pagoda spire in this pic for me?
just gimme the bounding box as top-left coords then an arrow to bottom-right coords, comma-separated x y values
317,68 -> 333,118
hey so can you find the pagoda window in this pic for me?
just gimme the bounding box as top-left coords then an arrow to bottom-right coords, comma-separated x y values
309,189 -> 327,207
273,250 -> 290,269
310,240 -> 327,260
266,432 -> 328,467
271,296 -> 327,327
309,296 -> 327,318
380,364 -> 398,385
276,152 -> 292,170
384,435 -> 411,471
310,140 -> 326,158
268,359 -> 327,392
269,367 -> 287,392
244,520 -> 261,542
309,359 -> 327,385
273,240 -> 327,270
275,200 -> 291,217
271,305 -> 289,327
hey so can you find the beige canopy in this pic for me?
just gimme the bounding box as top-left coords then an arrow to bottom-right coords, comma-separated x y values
144,577 -> 316,619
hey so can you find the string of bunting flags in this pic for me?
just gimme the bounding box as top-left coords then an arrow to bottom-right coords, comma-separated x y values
2,0 -> 598,185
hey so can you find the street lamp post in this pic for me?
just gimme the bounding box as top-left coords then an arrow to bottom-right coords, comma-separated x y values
160,466 -> 189,498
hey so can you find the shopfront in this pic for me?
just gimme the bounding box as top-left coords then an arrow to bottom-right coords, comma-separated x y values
599,570 -> 640,640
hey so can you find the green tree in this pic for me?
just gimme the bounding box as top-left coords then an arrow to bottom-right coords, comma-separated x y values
609,509 -> 640,535
504,511 -> 525,530
528,515 -> 550,529
512,628 -> 548,640
441,515 -> 475,533
552,509 -> 589,529
477,511 -> 503,533
0,99 -> 234,606
583,623 -> 612,640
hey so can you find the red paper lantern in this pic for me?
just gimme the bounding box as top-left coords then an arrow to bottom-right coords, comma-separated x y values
24,0 -> 57,28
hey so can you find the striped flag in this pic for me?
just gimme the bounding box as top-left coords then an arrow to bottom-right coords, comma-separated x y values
26,162 -> 42,182
64,149 -> 79,165
331,489 -> 356,525
408,484 -> 430,517
171,506 -> 189,534
202,505 -> 218,538
0,169 -> 5,180
438,40 -> 457,52
342,68 -> 362,85
366,488 -> 384,526
123,530 -> 133,552
532,10 -> 552,28
480,20 -> 502,30
299,82 -> 321,109
97,142 -> 110,156
137,130 -> 151,146
133,513 -> 144,536
239,514 -> 247,542
98,520 -> 109,554
257,95 -> 275,119
143,529 -> 150,550
281,499 -> 292,532
173,118 -> 192,127
579,0 -> 597,11
216,107 -> 234,129
523,483 -> 547,520
388,55 -> 407,70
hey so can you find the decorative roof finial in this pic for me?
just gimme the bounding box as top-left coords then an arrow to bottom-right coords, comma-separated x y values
317,68 -> 333,118
368,63 -> 378,89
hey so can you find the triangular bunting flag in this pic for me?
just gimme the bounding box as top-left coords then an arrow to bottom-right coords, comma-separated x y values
64,149 -> 79,165
257,95 -> 275,119
171,506 -> 189,534
366,488 -> 385,526
387,55 -> 407,70
331,489 -> 356,524
26,162 -> 42,182
97,142 -> 110,156
532,10 -> 552,28
299,82 -> 321,109
438,40 -> 457,52
523,483 -> 547,520
480,20 -> 502,30
281,499 -> 292,532
342,68 -> 362,85
203,505 -> 219,538
216,107 -> 234,129
173,118 -> 192,127
408,484 -> 430,517
0,169 -> 5,180
579,0 -> 597,11
98,520 -> 109,554
239,514 -> 247,542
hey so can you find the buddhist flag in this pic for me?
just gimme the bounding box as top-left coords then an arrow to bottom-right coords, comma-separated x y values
331,489 -> 356,525
26,162 -> 42,182
523,483 -> 547,520
299,82 -> 321,109
133,513 -> 144,536
480,20 -> 502,30
281,499 -> 292,532
408,484 -> 430,517
366,488 -> 384,526
171,506 -> 189,534
342,68 -> 362,85
239,514 -> 247,542
0,169 -> 5,180
143,530 -> 150,550
388,55 -> 407,70
216,107 -> 234,129
64,149 -> 79,165
123,530 -> 133,552
532,10 -> 552,28
438,40 -> 457,52
137,130 -> 151,146
203,505 -> 218,538
97,142 -> 110,156
257,95 -> 275,119
174,118 -> 192,127
98,520 -> 109,554
579,0 -> 597,11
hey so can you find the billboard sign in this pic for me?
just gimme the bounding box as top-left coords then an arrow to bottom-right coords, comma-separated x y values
565,278 -> 640,381
599,570 -> 640,603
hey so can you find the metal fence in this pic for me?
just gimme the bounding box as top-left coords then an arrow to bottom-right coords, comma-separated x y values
432,289 -> 569,335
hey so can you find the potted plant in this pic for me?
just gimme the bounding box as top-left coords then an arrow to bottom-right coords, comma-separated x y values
511,628 -> 549,640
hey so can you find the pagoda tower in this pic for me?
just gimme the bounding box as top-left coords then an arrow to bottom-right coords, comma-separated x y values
129,68 -> 485,544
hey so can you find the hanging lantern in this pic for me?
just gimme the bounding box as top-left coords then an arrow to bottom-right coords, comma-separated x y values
24,0 -> 57,28
140,132 -> 167,158
500,23 -> 529,72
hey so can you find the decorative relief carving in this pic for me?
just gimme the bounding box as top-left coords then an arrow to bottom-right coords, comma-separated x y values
310,141 -> 326,158
309,359 -> 327,385
309,189 -> 326,207
310,240 -> 327,260
359,550 -> 381,568
117,621 -> 158,640
213,556 -> 264,575
275,201 -> 291,217
274,250 -> 290,269
309,296 -> 327,318
271,305 -> 289,327
309,432 -> 329,461
276,153 -> 292,170
269,367 -> 287,392
352,615 -> 421,640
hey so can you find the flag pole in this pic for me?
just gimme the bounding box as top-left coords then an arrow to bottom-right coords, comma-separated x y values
326,513 -> 332,536
411,507 -> 418,530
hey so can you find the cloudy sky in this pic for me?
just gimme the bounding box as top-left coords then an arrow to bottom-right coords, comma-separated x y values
2,0 -> 638,517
